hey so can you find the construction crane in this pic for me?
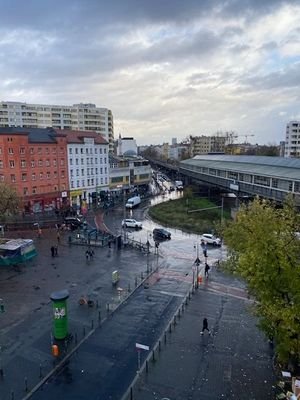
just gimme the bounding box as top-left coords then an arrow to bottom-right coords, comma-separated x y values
225,132 -> 255,144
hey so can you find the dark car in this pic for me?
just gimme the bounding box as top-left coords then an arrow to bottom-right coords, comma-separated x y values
64,217 -> 83,230
153,228 -> 171,239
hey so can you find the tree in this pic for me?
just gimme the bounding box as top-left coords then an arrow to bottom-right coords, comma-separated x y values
0,183 -> 21,220
222,196 -> 300,369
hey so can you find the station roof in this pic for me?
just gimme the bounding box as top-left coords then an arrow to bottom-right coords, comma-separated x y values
180,155 -> 300,180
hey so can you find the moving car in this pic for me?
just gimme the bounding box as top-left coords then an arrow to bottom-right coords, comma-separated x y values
153,228 -> 171,239
122,219 -> 143,229
200,233 -> 221,246
64,216 -> 83,230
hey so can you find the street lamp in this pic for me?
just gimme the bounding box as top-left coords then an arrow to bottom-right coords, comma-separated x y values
194,242 -> 201,289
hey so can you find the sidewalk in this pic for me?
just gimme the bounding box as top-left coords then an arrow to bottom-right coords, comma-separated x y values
126,270 -> 276,400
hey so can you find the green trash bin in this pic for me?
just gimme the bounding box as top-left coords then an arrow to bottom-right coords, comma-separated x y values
50,289 -> 69,340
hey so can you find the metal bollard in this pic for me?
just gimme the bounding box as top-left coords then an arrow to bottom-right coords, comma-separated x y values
24,377 -> 28,392
159,340 -> 161,352
130,387 -> 133,400
164,331 -> 167,344
152,350 -> 155,362
174,315 -> 177,326
169,323 -> 172,333
178,309 -> 181,318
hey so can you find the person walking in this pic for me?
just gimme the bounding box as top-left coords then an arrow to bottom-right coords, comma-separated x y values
56,231 -> 61,244
51,246 -> 55,257
205,262 -> 210,278
200,317 -> 211,335
85,249 -> 90,261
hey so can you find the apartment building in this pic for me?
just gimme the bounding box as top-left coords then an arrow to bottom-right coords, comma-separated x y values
0,127 -> 69,213
109,155 -> 151,190
190,135 -> 226,157
285,121 -> 300,158
0,101 -> 114,153
64,130 -> 109,210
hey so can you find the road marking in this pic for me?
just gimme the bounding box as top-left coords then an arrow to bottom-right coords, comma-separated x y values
156,290 -> 186,297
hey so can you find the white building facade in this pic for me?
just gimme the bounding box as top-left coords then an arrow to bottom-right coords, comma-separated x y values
65,130 -> 109,211
285,121 -> 300,158
0,101 -> 114,153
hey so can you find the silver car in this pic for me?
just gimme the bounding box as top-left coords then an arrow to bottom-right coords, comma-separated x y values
200,233 -> 221,246
122,219 -> 143,229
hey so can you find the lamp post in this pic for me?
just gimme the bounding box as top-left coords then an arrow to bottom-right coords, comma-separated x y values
194,242 -> 200,289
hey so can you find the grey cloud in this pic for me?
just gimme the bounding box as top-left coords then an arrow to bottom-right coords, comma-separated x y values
239,63 -> 300,91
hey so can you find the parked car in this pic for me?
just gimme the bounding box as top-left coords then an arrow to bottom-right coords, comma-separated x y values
200,233 -> 221,246
122,219 -> 143,229
153,228 -> 171,239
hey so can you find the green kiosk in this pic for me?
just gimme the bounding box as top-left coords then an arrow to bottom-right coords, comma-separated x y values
50,289 -> 69,340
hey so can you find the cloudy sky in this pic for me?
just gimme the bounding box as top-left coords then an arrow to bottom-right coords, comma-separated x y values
0,0 -> 300,145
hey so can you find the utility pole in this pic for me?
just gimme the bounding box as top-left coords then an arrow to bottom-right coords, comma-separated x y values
123,187 -> 126,243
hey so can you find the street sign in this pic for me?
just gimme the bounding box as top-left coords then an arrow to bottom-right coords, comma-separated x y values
135,343 -> 149,351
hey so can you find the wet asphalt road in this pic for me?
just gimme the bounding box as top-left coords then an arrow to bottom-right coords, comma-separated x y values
26,195 -> 228,399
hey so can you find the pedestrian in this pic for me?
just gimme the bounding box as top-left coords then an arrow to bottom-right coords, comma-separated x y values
202,243 -> 208,260
85,250 -> 90,261
200,318 -> 211,335
54,245 -> 58,257
38,228 -> 42,238
89,249 -> 94,259
57,231 -> 60,244
51,246 -> 55,257
205,262 -> 210,278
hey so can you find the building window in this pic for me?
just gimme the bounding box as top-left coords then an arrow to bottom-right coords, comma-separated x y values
39,172 -> 43,179
23,187 -> 28,195
11,174 -> 16,183
82,179 -> 85,186
53,159 -> 57,167
104,148 -> 107,154
75,159 -> 79,165
60,147 -> 64,154
81,158 -> 84,165
45,159 -> 50,166
71,181 -> 74,188
32,186 -> 37,194
77,180 -> 80,187
38,147 -> 42,154
21,160 -> 26,168
61,170 -> 65,178
80,148 -> 83,154
52,147 -> 56,154
95,148 -> 98,154
100,148 -> 102,154
45,147 -> 49,155
9,160 -> 15,168
0,175 -> 4,182
30,148 -> 34,154
69,148 -> 72,154
32,173 -> 36,180
104,167 -> 107,173
20,147 -> 25,154
8,148 -> 14,154
75,148 -> 78,154
87,179 -> 90,186
76,169 -> 79,176
0,160 -> 3,168
38,159 -> 43,166
100,168 -> 103,174
21,173 -> 27,181
31,160 -> 35,167
46,172 -> 50,179
54,171 -> 57,178
70,169 -> 74,177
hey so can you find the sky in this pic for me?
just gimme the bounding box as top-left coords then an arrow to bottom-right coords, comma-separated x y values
0,0 -> 300,146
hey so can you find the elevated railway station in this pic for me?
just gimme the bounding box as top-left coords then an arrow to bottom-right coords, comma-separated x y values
179,155 -> 300,206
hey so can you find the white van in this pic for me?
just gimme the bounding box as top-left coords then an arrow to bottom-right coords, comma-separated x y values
125,195 -> 141,209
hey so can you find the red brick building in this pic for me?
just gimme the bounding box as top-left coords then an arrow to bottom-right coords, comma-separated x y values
0,127 -> 69,213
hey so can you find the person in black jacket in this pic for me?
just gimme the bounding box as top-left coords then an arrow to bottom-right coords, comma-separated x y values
200,318 -> 211,335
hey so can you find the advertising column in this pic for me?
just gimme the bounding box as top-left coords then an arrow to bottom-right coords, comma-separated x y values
50,289 -> 69,340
